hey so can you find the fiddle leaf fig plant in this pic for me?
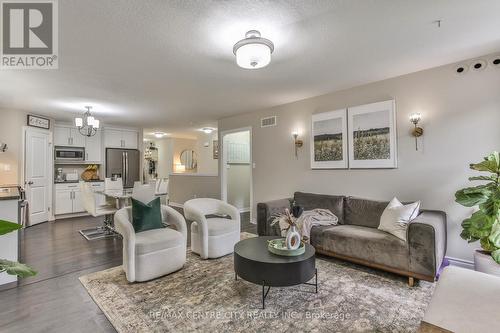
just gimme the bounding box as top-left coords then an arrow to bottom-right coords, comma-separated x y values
0,220 -> 37,278
455,152 -> 500,264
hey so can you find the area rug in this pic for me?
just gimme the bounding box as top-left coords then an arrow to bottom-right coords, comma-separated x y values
79,232 -> 434,332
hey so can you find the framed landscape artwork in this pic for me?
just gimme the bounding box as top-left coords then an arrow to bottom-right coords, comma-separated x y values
347,100 -> 397,168
310,109 -> 348,169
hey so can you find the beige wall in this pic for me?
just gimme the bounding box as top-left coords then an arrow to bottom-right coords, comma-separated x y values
172,138 -> 197,173
0,109 -> 27,184
168,175 -> 220,204
195,132 -> 218,175
219,53 -> 500,262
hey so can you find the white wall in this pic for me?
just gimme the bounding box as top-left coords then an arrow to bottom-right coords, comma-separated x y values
219,53 -> 500,263
0,109 -> 29,184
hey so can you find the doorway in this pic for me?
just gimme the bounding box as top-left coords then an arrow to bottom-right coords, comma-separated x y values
221,128 -> 252,222
23,126 -> 52,225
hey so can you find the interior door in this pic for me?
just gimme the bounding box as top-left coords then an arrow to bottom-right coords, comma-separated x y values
25,128 -> 51,225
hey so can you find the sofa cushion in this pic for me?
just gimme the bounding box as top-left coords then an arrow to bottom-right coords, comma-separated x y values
293,192 -> 345,224
312,225 -> 409,271
344,197 -> 389,228
135,228 -> 183,255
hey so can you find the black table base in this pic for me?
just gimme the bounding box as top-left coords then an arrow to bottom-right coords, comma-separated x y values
258,268 -> 318,309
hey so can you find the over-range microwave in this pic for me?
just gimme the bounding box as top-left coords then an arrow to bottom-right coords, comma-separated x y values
54,146 -> 85,162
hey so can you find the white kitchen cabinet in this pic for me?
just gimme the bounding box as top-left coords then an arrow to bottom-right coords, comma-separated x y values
122,130 -> 138,149
104,128 -> 138,149
55,182 -> 104,216
55,183 -> 83,215
54,126 -> 71,146
85,130 -> 102,163
72,190 -> 85,213
54,125 -> 86,147
70,128 -> 86,147
55,190 -> 73,215
104,129 -> 123,148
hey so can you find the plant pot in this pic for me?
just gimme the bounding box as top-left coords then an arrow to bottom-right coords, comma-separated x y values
474,250 -> 500,277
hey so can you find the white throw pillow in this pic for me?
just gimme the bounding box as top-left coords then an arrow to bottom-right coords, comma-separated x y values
378,197 -> 420,241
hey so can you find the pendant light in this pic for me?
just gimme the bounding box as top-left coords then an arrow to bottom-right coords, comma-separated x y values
75,106 -> 100,137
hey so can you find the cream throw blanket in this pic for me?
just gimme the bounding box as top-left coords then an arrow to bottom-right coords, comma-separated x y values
279,208 -> 338,241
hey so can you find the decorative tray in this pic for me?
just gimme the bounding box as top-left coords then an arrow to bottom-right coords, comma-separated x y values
267,238 -> 305,257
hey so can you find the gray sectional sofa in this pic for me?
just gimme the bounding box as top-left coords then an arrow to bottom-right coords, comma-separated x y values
257,192 -> 447,285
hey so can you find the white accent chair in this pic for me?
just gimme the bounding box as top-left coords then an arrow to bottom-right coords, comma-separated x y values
184,198 -> 240,259
114,205 -> 187,282
79,182 -> 117,240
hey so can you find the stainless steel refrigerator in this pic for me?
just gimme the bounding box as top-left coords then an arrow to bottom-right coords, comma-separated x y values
105,148 -> 140,188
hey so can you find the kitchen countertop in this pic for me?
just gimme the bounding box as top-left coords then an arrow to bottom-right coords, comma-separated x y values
54,179 -> 104,184
0,186 -> 21,200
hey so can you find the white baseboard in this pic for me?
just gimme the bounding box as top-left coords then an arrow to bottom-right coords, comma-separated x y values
168,202 -> 184,209
446,256 -> 474,270
238,207 -> 250,213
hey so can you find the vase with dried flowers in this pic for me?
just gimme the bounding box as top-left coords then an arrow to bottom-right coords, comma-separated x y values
271,208 -> 302,250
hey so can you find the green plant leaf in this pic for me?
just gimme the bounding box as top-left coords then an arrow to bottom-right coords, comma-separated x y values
0,220 -> 21,236
469,176 -> 496,182
470,152 -> 500,174
455,185 -> 491,207
461,211 -> 495,241
489,221 -> 500,248
0,259 -> 37,278
492,249 -> 500,264
480,237 -> 496,252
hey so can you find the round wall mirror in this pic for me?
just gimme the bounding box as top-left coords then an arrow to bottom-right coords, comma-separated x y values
180,150 -> 197,170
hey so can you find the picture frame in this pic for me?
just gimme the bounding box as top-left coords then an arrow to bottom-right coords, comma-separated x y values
347,100 -> 397,169
310,109 -> 348,169
27,114 -> 50,129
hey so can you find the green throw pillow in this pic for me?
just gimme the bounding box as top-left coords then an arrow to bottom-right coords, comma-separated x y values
131,197 -> 164,233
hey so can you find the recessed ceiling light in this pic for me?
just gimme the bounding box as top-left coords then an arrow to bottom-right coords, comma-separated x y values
154,132 -> 166,138
233,30 -> 274,69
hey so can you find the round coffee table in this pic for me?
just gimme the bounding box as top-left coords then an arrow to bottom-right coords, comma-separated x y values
234,236 -> 317,309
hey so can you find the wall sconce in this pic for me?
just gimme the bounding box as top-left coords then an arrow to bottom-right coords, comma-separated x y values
292,131 -> 303,158
409,113 -> 423,151
0,143 -> 7,152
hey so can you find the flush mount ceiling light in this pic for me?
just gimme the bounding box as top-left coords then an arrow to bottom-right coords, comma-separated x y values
75,106 -> 100,137
154,132 -> 167,138
201,127 -> 215,134
233,30 -> 274,69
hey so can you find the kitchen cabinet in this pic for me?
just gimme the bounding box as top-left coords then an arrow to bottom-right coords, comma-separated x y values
104,128 -> 138,149
53,125 -> 85,147
55,182 -> 105,216
85,130 -> 102,163
54,189 -> 73,215
54,183 -> 85,215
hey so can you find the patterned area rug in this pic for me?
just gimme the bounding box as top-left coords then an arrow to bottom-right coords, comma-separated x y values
79,233 -> 434,332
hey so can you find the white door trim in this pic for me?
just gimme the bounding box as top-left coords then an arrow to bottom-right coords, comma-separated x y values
22,126 -> 54,223
220,127 -> 253,223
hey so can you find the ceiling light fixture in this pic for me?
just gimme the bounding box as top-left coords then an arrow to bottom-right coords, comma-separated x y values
154,132 -> 166,138
233,30 -> 274,69
201,127 -> 214,134
75,106 -> 100,137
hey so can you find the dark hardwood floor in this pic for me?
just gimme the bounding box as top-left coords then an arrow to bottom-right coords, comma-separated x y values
0,210 -> 255,333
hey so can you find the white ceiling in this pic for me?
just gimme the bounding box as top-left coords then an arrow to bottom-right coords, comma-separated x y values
1,0 -> 500,137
